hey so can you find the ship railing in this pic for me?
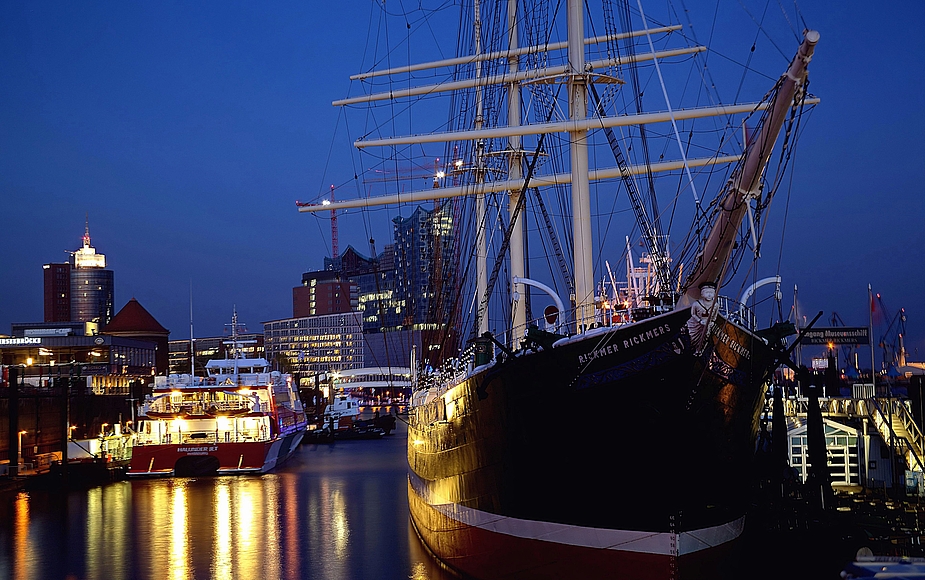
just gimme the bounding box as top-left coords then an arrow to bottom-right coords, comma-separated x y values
211,400 -> 252,412
714,296 -> 757,331
135,428 -> 269,446
143,399 -> 254,415
487,294 -> 758,350
414,296 -> 751,397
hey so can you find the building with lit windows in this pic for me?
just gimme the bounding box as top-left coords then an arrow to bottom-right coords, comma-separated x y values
6,297 -> 169,392
323,245 -> 404,333
263,311 -> 364,383
168,333 -> 264,375
72,267 -> 114,326
43,262 -> 71,322
71,220 -> 114,326
392,204 -> 455,328
0,326 -> 157,462
286,205 -> 456,375
42,219 -> 115,328
102,298 -> 170,374
292,269 -> 358,318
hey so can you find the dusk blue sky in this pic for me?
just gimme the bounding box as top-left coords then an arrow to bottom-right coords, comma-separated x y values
1,1 -> 923,368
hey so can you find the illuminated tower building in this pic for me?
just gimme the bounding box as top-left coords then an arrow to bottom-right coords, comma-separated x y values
70,218 -> 114,327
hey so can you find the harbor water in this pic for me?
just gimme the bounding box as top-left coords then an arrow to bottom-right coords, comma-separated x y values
0,416 -> 455,580
0,410 -> 894,580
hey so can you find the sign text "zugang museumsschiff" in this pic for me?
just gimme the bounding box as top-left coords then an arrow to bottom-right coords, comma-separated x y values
801,327 -> 870,345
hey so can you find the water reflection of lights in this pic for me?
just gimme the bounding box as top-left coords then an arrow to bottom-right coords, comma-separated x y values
281,473 -> 301,580
85,484 -> 130,579
317,480 -> 350,559
332,488 -> 349,557
236,478 -> 255,577
13,492 -> 32,580
169,482 -> 189,580
409,562 -> 429,580
214,482 -> 232,579
262,475 -> 281,579
3,425 -> 448,579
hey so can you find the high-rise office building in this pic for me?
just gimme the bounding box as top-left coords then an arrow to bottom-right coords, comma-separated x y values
264,311 -> 364,379
321,245 -> 403,332
392,204 -> 454,328
70,219 -> 114,327
42,219 -> 115,328
43,262 -> 71,322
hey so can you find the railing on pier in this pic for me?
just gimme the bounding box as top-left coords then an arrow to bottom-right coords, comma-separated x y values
868,398 -> 925,473
782,396 -> 925,472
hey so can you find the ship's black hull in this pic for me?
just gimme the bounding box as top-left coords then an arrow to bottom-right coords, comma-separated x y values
408,308 -> 777,579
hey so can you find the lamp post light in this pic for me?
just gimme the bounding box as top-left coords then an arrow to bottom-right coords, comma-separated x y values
17,430 -> 27,465
328,371 -> 339,434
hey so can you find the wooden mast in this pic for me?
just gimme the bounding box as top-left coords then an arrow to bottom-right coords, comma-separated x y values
568,0 -> 594,332
679,30 -> 819,306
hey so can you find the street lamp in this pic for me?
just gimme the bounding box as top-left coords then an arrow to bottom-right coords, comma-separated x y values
17,430 -> 27,464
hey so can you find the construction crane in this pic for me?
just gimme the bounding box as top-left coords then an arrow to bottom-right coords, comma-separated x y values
329,185 -> 338,261
294,185 -> 339,261
874,293 -> 908,371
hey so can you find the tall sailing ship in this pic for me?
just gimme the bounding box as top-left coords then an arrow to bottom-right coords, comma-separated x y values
300,1 -> 819,577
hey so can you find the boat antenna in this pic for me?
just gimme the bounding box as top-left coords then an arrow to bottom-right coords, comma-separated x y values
189,280 -> 195,383
231,306 -> 240,384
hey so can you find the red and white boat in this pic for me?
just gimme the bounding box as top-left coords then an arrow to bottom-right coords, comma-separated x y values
128,332 -> 307,477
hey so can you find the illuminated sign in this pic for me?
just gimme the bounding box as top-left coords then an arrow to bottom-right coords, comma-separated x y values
82,364 -> 112,376
0,337 -> 42,346
25,328 -> 72,337
802,327 -> 869,345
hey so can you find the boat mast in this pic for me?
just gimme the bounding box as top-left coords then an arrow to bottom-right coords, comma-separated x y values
568,0 -> 594,331
231,307 -> 240,384
189,282 -> 195,382
507,0 -> 526,343
680,30 -> 819,305
474,0 -> 488,337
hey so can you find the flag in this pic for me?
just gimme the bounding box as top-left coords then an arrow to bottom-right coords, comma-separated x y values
870,288 -> 883,324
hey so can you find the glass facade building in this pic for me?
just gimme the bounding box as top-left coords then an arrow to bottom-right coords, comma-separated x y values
264,312 -> 364,382
392,204 -> 454,329
71,267 -> 114,326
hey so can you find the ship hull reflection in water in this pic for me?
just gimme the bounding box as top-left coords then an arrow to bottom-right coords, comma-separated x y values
0,421 -> 452,580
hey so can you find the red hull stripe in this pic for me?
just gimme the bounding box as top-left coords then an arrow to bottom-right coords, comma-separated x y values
409,473 -> 744,556
127,431 -> 303,476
